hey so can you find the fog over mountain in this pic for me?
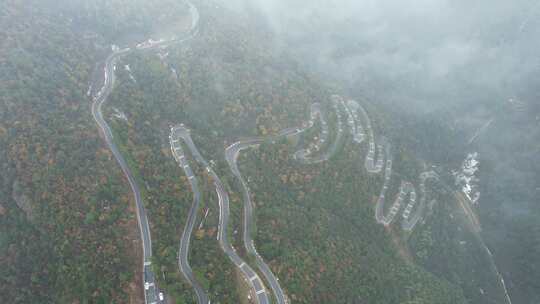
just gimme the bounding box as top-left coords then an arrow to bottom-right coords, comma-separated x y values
221,1 -> 540,303
2,0 -> 539,303
226,0 -> 540,113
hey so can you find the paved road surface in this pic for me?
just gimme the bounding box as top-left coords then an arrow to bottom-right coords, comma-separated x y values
342,96 -> 366,144
226,137 -> 290,304
164,95 -> 443,303
343,98 -> 436,230
91,47 -> 163,304
294,98 -> 345,164
374,146 -> 394,226
172,125 -> 271,304
169,133 -> 210,304
292,96 -> 438,231
346,100 -> 385,173
90,2 -> 200,302
401,171 -> 438,231
88,0 -> 450,298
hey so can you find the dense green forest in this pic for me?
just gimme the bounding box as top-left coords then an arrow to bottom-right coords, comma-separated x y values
236,136 -> 466,303
104,1 -> 507,303
102,1 -> 327,301
0,0 -> 517,303
0,0 -> 189,302
376,74 -> 540,304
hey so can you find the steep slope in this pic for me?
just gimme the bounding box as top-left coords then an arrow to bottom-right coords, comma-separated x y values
0,0 -> 189,302
100,0 -> 503,303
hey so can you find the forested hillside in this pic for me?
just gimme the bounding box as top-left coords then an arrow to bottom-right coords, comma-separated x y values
0,1 -> 189,302
1,0 -> 515,303
103,0 -> 506,303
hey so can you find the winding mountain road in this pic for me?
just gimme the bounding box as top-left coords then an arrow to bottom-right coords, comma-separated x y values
226,137 -> 292,304
341,98 -> 437,230
86,0 -> 496,301
374,146 -> 395,226
90,2 -> 199,303
401,171 -> 437,231
169,132 -> 210,304
166,94 -> 443,303
293,102 -> 327,162
91,47 -> 163,304
294,98 -> 345,164
172,125 -> 271,304
343,97 -> 366,144
293,95 -> 443,232
345,100 -> 385,173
